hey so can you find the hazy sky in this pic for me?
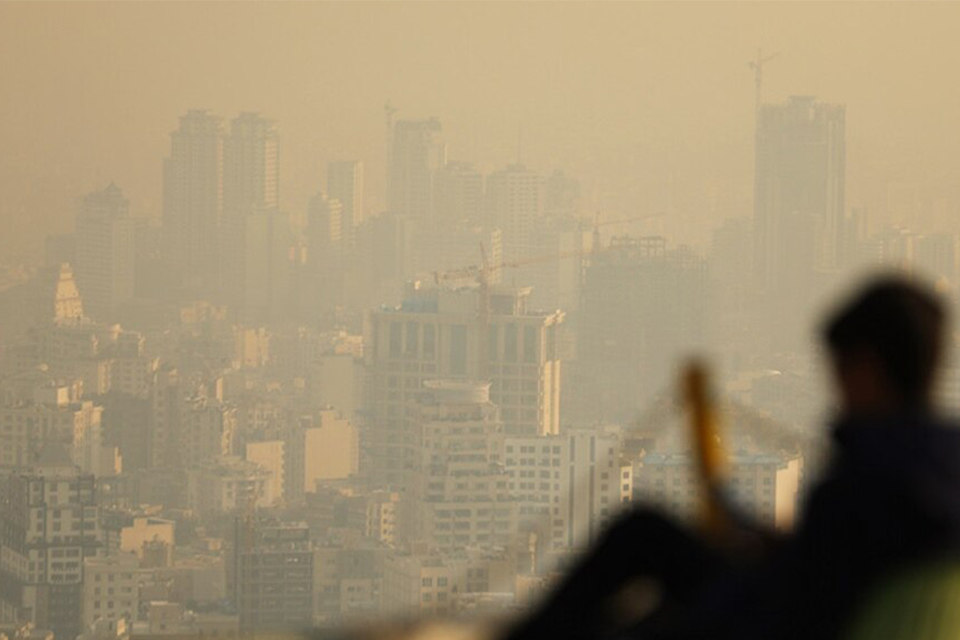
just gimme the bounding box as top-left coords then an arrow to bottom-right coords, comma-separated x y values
2,2 -> 960,262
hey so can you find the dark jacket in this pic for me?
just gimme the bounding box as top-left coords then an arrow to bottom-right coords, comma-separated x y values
710,414 -> 960,640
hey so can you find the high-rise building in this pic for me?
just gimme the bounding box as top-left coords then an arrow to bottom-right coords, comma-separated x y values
575,236 -> 708,422
305,192 -> 344,318
0,374 -> 112,476
349,212 -> 417,311
235,522 -> 313,632
162,110 -> 224,281
544,169 -> 580,219
81,553 -> 140,631
221,208 -> 295,323
224,113 -> 280,216
401,380 -> 517,553
388,118 -> 445,220
413,223 -> 502,283
754,95 -> 846,291
147,365 -> 182,469
218,113 -> 286,321
515,214 -> 585,312
327,161 -> 364,242
74,184 -> 135,321
633,451 -> 801,531
0,444 -> 105,640
485,164 -> 541,261
505,426 -> 632,553
710,217 -> 756,366
416,161 -> 491,280
364,284 -> 563,488
307,192 -> 343,249
434,162 -> 484,225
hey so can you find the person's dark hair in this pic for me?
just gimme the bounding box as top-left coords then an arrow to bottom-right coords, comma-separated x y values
823,277 -> 945,406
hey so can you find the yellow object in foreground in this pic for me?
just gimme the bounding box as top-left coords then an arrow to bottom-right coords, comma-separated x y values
843,562 -> 960,640
683,360 -> 728,538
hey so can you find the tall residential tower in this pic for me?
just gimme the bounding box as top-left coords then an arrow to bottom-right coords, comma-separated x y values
388,118 -> 445,220
224,112 -> 280,216
162,110 -> 223,281
327,160 -> 364,244
74,183 -> 135,321
754,95 -> 846,291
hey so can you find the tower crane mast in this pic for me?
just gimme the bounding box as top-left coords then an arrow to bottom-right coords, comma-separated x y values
748,49 -> 779,118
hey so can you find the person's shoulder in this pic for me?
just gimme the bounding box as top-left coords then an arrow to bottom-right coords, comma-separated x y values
829,414 -> 960,507
833,414 -> 960,453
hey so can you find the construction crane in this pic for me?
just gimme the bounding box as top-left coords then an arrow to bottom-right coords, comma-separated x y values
434,213 -> 663,286
433,244 -> 587,379
748,49 -> 779,118
434,214 -> 663,378
432,244 -> 586,288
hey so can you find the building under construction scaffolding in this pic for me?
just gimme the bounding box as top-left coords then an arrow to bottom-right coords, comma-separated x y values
572,236 -> 708,423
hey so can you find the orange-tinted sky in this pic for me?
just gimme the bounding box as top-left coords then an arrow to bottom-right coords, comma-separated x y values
2,2 -> 960,262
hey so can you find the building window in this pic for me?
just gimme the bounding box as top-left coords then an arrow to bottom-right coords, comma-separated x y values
389,323 -> 402,357
405,322 -> 419,358
423,324 -> 436,359
488,325 -> 499,361
450,325 -> 467,375
504,325 -> 518,362
523,326 -> 537,363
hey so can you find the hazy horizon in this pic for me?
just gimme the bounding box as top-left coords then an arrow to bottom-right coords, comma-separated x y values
3,2 -> 960,263
4,4 -> 960,639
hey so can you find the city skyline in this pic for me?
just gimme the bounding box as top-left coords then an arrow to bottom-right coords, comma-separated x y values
2,3 -> 960,639
4,3 -> 960,262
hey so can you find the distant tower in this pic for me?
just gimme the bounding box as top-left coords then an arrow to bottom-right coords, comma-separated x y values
388,118 -> 445,219
384,101 -> 398,207
544,169 -> 581,218
51,263 -> 86,324
220,113 -> 284,321
485,163 -> 541,261
327,160 -> 364,244
307,191 -> 344,249
162,110 -> 223,280
1,453 -> 104,640
306,191 -> 344,313
754,96 -> 846,291
434,161 -> 484,225
224,112 -> 280,216
74,183 -> 135,320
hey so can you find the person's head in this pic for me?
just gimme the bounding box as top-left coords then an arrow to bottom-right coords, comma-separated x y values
823,277 -> 945,417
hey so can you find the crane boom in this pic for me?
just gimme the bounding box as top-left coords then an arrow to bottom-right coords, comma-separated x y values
430,217 -> 664,380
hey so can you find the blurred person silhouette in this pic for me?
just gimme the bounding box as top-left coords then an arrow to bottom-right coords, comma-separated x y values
501,276 -> 960,640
